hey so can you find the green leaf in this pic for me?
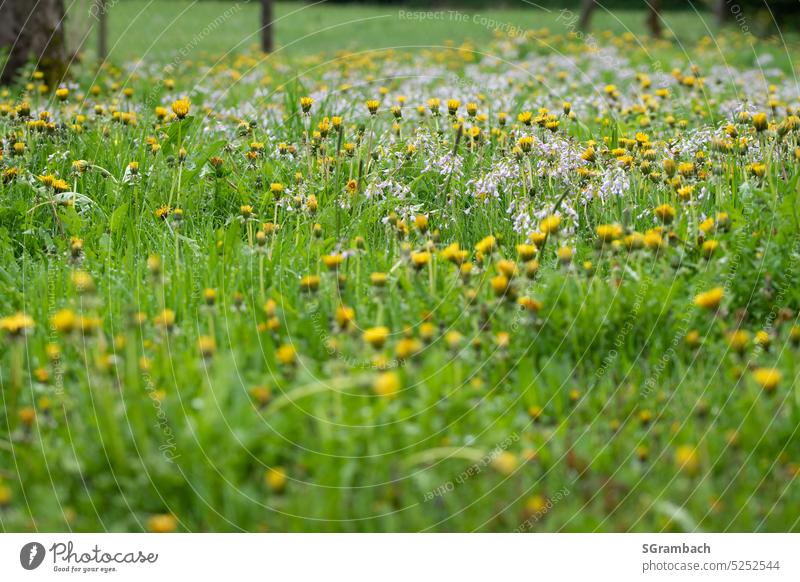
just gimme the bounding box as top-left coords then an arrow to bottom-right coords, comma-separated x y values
162,116 -> 196,152
110,202 -> 129,233
183,139 -> 227,185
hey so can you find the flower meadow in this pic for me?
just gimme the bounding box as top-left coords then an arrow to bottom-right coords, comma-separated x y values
1,24 -> 799,533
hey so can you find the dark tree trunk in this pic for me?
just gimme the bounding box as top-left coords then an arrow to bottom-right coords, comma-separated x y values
580,0 -> 662,38
96,0 -> 108,63
261,0 -> 273,53
714,0 -> 728,26
647,0 -> 662,38
0,0 -> 67,86
578,0 -> 596,32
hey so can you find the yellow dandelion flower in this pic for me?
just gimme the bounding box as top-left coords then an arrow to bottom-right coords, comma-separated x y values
475,235 -> 497,255
539,215 -> 561,235
517,296 -> 543,313
492,452 -> 518,475
0,312 -> 34,336
410,251 -> 431,270
198,335 -> 216,358
370,272 -> 388,287
300,274 -> 321,292
727,329 -> 749,354
752,367 -> 781,392
701,239 -> 719,258
396,337 -> 421,360
153,309 -> 176,329
694,287 -> 723,311
171,98 -> 190,119
516,244 -> 537,261
276,344 -> 297,366
596,223 -> 623,243
322,254 -> 344,270
335,305 -> 355,329
752,112 -> 768,132
373,371 -> 401,397
147,514 -> 178,533
674,445 -> 699,476
654,204 -> 676,224
364,326 -> 389,349
51,309 -> 77,333
265,467 -> 287,492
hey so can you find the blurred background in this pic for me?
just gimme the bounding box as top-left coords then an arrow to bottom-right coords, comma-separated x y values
0,0 -> 797,85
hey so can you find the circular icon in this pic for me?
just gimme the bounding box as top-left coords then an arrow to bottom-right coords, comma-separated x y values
20,542 -> 46,570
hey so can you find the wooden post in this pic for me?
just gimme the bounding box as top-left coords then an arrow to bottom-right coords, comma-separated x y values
647,0 -> 662,38
578,0 -> 596,32
261,0 -> 273,53
97,0 -> 108,63
714,0 -> 728,26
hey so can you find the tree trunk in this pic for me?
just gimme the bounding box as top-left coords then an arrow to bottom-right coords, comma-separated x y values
0,0 -> 67,86
714,0 -> 728,26
647,0 -> 662,38
261,0 -> 273,53
96,0 -> 108,63
578,0 -> 596,32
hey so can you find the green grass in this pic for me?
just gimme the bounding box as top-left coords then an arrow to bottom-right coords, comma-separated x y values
81,1 -> 792,66
1,3 -> 799,533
